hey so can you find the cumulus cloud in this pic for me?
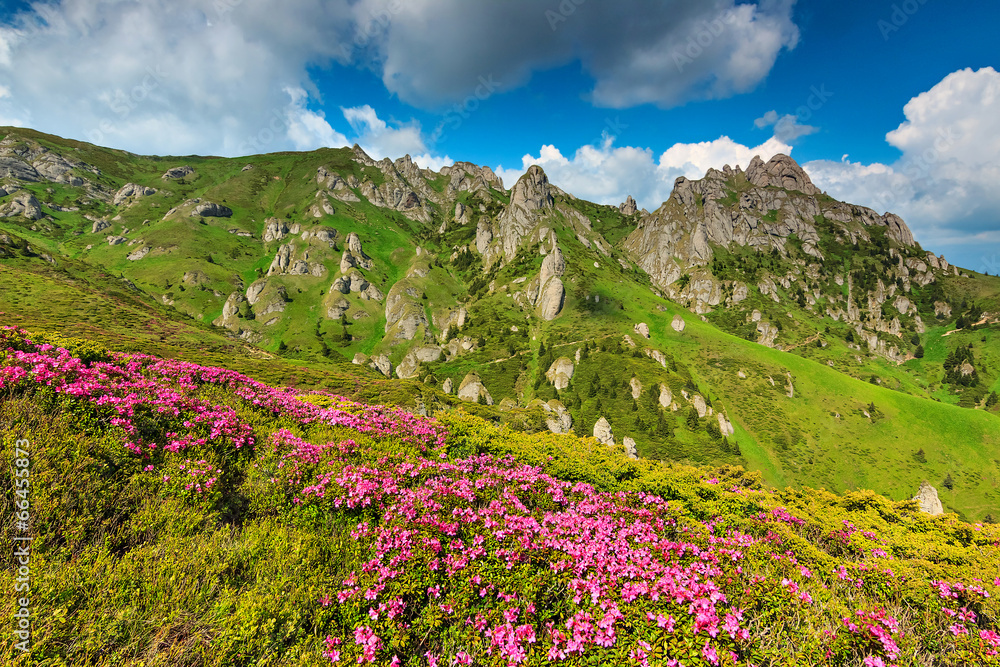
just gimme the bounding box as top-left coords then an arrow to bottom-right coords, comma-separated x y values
496,133 -> 791,212
754,109 -> 818,143
804,67 -> 1000,265
0,1 -> 799,157
353,0 -> 800,109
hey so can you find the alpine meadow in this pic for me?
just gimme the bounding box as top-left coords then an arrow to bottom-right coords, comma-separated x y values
1,1 -> 1000,666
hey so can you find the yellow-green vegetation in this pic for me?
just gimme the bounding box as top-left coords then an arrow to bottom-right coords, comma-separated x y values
1,329 -> 999,666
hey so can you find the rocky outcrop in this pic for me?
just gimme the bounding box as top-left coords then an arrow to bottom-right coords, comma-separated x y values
341,232 -> 374,271
442,377 -> 454,394
671,315 -> 685,333
191,202 -> 233,218
526,245 -> 567,321
619,195 -> 638,215
126,246 -> 151,261
113,183 -> 156,206
545,357 -> 575,391
659,384 -> 672,408
623,154 -> 917,291
161,165 -> 194,180
0,192 -> 43,220
912,481 -> 944,515
439,161 -> 504,197
623,436 -> 638,459
262,218 -> 293,243
482,165 -> 554,266
593,417 -> 614,446
353,353 -> 393,378
395,346 -> 443,379
384,283 -> 429,342
458,372 -> 493,405
745,154 -> 820,195
717,413 -> 735,437
634,322 -> 650,338
630,377 -> 643,400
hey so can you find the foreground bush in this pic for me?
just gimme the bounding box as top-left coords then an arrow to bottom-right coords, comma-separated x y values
0,326 -> 998,666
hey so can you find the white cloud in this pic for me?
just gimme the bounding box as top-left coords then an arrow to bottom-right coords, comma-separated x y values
496,133 -> 791,212
0,0 -> 799,157
754,109 -> 818,143
351,0 -> 799,109
804,67 -> 1000,266
284,87 -> 349,152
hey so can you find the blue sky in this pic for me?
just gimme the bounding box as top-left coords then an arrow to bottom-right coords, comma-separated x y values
0,0 -> 998,270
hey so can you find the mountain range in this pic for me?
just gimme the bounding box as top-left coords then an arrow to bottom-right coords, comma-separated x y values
1,125 -> 998,520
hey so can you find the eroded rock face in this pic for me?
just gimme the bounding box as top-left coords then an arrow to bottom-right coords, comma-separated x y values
593,417 -> 614,446
659,384 -> 672,408
162,165 -> 194,180
619,195 -> 638,216
912,481 -> 944,515
263,218 -> 290,242
536,277 -> 565,321
113,183 -> 156,206
482,165 -> 555,266
623,153 -> 917,292
191,202 -> 233,218
623,436 -> 638,459
0,192 -> 43,220
458,372 -> 493,405
545,357 -> 575,391
745,154 -> 820,195
630,377 -> 643,400
385,283 -> 429,342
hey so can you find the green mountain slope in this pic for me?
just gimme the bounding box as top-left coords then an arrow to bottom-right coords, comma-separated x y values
1,126 -> 999,519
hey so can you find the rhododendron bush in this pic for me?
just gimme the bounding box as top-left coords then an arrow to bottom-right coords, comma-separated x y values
1,327 -> 998,666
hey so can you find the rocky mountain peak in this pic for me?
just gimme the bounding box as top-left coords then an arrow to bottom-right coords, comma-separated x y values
619,195 -> 638,215
745,154 -> 820,195
351,144 -> 376,167
510,165 -> 554,213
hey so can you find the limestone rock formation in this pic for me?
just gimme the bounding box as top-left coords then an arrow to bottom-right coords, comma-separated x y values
0,192 -> 43,220
593,417 -> 614,446
630,377 -> 643,400
458,373 -> 493,405
191,202 -> 233,218
745,154 -> 820,195
619,195 -> 638,216
126,246 -> 151,261
634,322 -> 650,338
113,183 -> 156,206
623,154 -> 917,293
384,283 -> 429,342
623,436 -> 638,459
263,218 -> 290,242
912,481 -> 944,515
545,357 -> 575,391
161,165 -> 194,180
659,384 -> 672,408
671,315 -> 686,333
482,165 -> 554,266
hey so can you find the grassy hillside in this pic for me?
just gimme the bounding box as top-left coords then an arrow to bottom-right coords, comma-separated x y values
3,126 -> 1000,522
1,328 -> 999,666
